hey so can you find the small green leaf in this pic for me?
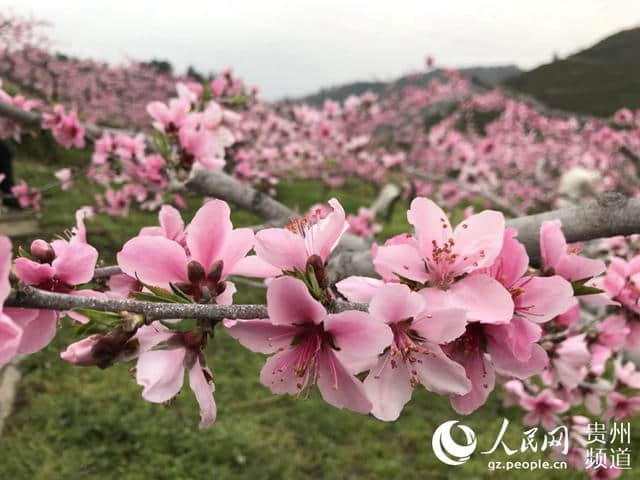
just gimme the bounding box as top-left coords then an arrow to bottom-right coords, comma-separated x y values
152,132 -> 170,157
132,291 -> 176,303
18,245 -> 35,261
72,308 -> 122,323
571,278 -> 604,296
306,264 -> 322,296
169,283 -> 193,303
71,309 -> 122,337
573,284 -> 605,296
160,318 -> 198,332
134,276 -> 191,304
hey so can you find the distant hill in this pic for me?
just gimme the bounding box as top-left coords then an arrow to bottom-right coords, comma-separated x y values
506,27 -> 640,116
288,66 -> 521,106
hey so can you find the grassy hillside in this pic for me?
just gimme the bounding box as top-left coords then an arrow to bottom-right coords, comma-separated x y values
506,28 -> 640,116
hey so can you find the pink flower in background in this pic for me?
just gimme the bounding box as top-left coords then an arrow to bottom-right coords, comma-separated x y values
210,74 -> 228,97
114,133 -> 145,160
520,389 -> 570,430
91,132 -> 114,165
555,298 -> 580,327
597,315 -> 629,352
589,344 -> 612,377
42,105 -> 85,149
588,464 -> 622,480
613,108 -> 633,126
173,193 -> 186,209
147,98 -> 190,132
54,168 -> 74,190
614,359 -> 640,388
224,276 -> 392,413
200,102 -> 234,152
176,81 -> 203,105
502,379 -> 530,406
602,256 -> 640,313
362,283 -> 470,421
0,83 -> 40,139
96,188 -> 130,216
602,392 -> 640,420
347,207 -> 381,239
11,180 -> 41,210
255,198 -> 348,272
544,334 -> 590,390
178,120 -> 226,171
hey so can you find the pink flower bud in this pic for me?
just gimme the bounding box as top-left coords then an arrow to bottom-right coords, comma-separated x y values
60,335 -> 101,366
30,239 -> 55,263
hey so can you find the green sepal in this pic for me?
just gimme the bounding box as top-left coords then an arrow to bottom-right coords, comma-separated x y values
160,318 -> 198,332
571,278 -> 604,296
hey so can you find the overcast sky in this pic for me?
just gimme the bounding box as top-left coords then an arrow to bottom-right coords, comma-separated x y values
2,1 -> 639,99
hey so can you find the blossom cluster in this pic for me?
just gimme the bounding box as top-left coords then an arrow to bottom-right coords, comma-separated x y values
1,195 -> 637,451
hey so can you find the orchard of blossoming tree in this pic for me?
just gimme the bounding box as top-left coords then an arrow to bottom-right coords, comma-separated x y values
1,11 -> 640,480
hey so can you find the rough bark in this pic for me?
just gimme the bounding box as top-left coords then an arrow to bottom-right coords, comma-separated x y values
4,285 -> 367,321
507,192 -> 640,266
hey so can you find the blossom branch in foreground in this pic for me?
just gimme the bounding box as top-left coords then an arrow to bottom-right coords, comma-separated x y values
508,192 -> 640,266
93,192 -> 640,284
329,192 -> 640,281
4,285 -> 367,321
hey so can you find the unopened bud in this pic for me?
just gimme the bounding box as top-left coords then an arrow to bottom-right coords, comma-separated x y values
60,335 -> 102,366
30,239 -> 55,263
187,260 -> 206,284
90,328 -> 137,369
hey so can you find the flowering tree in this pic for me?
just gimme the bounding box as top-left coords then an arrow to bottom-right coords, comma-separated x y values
1,15 -> 640,478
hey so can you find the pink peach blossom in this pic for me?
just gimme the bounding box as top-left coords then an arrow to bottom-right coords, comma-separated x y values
520,389 -> 570,431
374,197 -> 513,324
224,276 -> 392,414
362,283 -> 470,421
540,220 -> 605,282
255,198 -> 348,272
118,199 -> 254,303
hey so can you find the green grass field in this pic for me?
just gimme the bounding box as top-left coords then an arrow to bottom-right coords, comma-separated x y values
1,148 -> 638,479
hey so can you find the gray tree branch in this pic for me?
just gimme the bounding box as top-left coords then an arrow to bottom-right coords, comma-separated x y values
4,285 -> 367,321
